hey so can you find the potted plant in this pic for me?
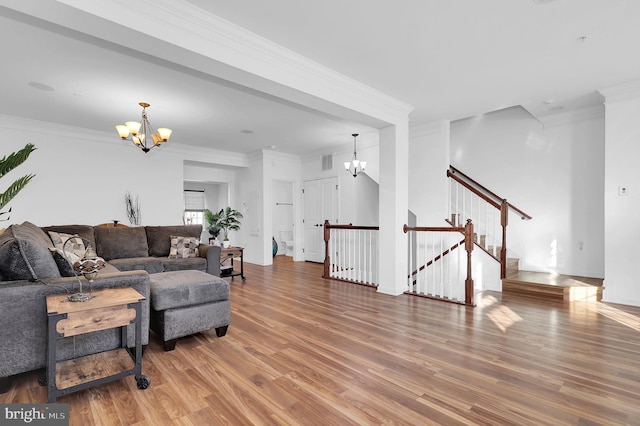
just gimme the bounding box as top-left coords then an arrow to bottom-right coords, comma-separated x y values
219,207 -> 243,248
204,208 -> 223,244
1,143 -> 36,222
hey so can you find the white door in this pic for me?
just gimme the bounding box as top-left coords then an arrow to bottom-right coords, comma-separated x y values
303,177 -> 338,262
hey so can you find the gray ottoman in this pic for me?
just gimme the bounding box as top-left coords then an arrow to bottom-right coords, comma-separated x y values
149,270 -> 230,351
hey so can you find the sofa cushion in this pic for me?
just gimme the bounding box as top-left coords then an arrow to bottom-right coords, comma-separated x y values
146,225 -> 202,257
42,225 -> 96,251
108,257 -> 164,274
0,222 -> 61,280
94,226 -> 149,261
161,257 -> 207,273
149,270 -> 229,311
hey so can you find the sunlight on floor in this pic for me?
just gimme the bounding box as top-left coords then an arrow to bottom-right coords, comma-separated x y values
487,304 -> 523,332
477,294 -> 522,332
589,302 -> 640,332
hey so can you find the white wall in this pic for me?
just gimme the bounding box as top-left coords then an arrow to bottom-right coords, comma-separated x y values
409,121 -> 450,225
1,116 -> 184,226
233,155 -> 264,264
301,142 -> 379,226
601,86 -> 640,306
450,106 -> 605,278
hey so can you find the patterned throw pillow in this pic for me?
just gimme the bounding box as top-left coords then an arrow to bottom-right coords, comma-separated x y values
168,236 -> 200,259
48,231 -> 86,265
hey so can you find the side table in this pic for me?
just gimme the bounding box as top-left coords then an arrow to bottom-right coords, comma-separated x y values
220,246 -> 245,281
44,287 -> 150,402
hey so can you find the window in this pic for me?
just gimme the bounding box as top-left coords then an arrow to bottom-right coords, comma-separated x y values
183,190 -> 205,225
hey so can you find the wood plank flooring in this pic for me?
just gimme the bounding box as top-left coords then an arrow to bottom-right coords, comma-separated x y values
3,256 -> 640,425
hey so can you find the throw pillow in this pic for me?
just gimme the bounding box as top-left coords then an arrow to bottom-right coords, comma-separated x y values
48,232 -> 86,257
168,236 -> 200,259
0,223 -> 62,280
50,249 -> 79,277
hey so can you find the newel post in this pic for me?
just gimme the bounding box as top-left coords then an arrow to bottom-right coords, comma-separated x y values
464,219 -> 475,306
323,220 -> 330,278
500,199 -> 508,279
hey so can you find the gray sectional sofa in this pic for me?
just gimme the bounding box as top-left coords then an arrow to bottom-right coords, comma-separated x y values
0,221 -> 227,392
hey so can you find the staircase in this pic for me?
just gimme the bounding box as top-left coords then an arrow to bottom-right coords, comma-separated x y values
502,270 -> 603,302
448,165 -> 603,302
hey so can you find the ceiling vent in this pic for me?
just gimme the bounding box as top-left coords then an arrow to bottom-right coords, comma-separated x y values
321,154 -> 333,171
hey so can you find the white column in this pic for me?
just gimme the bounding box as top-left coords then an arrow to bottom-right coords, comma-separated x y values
377,122 -> 409,295
599,81 -> 640,307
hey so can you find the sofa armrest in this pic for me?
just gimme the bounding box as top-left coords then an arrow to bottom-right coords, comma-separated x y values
199,244 -> 221,277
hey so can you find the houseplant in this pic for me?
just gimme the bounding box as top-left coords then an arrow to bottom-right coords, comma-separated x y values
218,207 -> 243,248
204,208 -> 223,242
0,143 -> 36,222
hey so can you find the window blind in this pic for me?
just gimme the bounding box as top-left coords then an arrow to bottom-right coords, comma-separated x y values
184,190 -> 205,211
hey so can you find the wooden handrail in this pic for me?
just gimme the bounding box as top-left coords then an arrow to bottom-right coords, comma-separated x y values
448,165 -> 532,220
403,224 -> 466,233
323,220 -> 379,284
325,223 -> 380,231
404,220 -> 475,306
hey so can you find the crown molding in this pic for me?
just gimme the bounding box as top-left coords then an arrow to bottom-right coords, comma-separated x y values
0,114 -> 119,145
598,79 -> 640,104
163,143 -> 249,168
410,120 -> 450,139
536,104 -> 604,127
54,0 -> 413,125
0,114 -> 249,167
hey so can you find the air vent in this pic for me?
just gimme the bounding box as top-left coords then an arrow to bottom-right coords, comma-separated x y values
321,154 -> 333,171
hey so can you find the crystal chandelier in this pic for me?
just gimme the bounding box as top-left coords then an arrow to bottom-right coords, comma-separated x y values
344,133 -> 366,177
115,102 -> 172,153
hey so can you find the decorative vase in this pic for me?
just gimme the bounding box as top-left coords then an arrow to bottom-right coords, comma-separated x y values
223,240 -> 230,248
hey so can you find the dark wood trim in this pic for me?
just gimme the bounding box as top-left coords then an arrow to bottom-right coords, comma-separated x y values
449,165 -> 532,220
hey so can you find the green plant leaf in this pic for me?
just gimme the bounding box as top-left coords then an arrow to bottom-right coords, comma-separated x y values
0,174 -> 35,211
0,144 -> 36,179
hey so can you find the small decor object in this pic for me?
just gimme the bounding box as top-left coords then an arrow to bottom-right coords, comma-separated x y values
344,133 -> 367,177
63,236 -> 105,302
115,102 -> 172,153
0,143 -> 36,221
125,191 -> 142,225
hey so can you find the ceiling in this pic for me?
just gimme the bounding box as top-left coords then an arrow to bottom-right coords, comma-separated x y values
1,0 -> 639,157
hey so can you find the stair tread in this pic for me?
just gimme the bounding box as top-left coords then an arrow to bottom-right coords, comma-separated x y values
504,271 -> 603,288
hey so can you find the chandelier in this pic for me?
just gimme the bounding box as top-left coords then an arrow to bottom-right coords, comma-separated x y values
115,102 -> 172,153
344,133 -> 366,177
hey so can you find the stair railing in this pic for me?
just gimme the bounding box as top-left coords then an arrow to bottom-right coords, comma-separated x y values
403,220 -> 475,306
323,220 -> 379,287
447,165 -> 531,278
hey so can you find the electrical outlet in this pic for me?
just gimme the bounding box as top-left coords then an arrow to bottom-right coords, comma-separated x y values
619,186 -> 629,196
578,241 -> 584,250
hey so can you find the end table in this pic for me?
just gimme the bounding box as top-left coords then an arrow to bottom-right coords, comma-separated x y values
44,287 -> 150,402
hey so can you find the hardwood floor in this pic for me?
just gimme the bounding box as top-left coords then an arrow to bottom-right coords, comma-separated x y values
3,256 -> 640,425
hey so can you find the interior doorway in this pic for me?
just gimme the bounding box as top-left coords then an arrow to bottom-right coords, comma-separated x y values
303,177 -> 338,263
272,180 -> 295,257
